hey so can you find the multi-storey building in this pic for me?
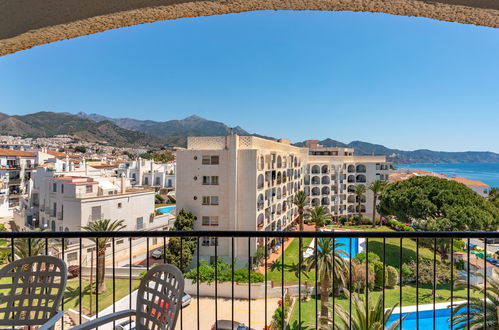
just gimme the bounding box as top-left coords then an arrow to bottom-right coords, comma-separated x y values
117,158 -> 176,190
176,134 -> 307,264
0,149 -> 37,218
176,134 -> 392,264
22,167 -> 161,232
303,140 -> 390,218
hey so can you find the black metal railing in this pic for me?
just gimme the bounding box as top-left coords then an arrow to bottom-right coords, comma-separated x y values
0,230 -> 498,330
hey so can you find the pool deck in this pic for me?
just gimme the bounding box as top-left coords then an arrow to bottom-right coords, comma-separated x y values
390,300 -> 467,314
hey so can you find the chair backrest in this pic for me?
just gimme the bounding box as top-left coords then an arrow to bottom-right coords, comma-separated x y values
135,264 -> 185,330
0,255 -> 67,326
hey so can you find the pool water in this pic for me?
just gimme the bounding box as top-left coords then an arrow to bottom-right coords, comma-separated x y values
156,205 -> 176,214
314,237 -> 360,258
387,307 -> 462,329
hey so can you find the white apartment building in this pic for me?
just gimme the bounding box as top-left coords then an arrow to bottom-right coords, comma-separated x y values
0,149 -> 37,218
117,158 -> 176,190
176,134 -> 391,264
304,141 -> 390,218
23,168 -> 162,232
177,135 -> 307,264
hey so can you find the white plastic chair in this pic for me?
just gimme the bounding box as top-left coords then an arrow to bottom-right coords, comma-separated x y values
71,263 -> 184,330
0,255 -> 67,330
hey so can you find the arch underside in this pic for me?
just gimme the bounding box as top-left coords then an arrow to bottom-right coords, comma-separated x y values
1,0 -> 498,56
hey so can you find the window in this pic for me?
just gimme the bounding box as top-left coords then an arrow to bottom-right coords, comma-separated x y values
52,183 -> 57,192
202,155 -> 219,165
86,185 -> 93,193
136,217 -> 144,230
61,184 -> 64,194
53,203 -> 57,217
117,202 -> 122,208
202,176 -> 219,185
202,216 -> 219,226
211,176 -> 219,185
202,196 -> 219,205
91,206 -> 101,221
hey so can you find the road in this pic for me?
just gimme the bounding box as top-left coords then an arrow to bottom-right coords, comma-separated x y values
175,297 -> 279,330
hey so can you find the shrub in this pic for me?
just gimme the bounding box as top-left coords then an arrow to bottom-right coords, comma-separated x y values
407,259 -> 452,284
354,252 -> 380,264
185,260 -> 264,284
167,195 -> 176,203
386,266 -> 398,288
350,261 -> 375,292
373,261 -> 387,289
387,219 -> 415,232
401,263 -> 413,283
339,217 -> 347,225
68,265 -> 80,278
155,194 -> 164,203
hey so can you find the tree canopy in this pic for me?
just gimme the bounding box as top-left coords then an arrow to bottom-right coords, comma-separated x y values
377,176 -> 499,231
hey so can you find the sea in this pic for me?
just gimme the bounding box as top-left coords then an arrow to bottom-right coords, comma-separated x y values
396,163 -> 499,188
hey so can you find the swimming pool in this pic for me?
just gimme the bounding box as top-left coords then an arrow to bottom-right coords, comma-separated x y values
156,205 -> 176,214
304,237 -> 361,259
387,306 -> 463,329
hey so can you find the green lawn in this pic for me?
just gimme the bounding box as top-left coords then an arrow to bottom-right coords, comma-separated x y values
0,276 -> 139,316
330,225 -> 439,267
266,237 -> 316,284
266,226 -> 438,284
288,283 -> 482,328
64,278 -> 140,316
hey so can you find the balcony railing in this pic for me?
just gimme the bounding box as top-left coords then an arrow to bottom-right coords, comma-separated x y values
0,230 -> 498,330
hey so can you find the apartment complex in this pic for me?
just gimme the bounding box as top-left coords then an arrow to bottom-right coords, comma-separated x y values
0,149 -> 37,217
176,134 -> 391,264
304,140 -> 390,217
21,167 -> 161,232
176,135 -> 308,264
117,158 -> 176,190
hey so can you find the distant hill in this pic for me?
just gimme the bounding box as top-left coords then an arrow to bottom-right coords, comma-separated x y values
0,112 -> 168,148
294,139 -> 499,164
77,112 -> 272,146
3,111 -> 498,163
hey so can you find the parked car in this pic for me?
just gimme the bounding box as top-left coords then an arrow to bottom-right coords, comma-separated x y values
151,248 -> 163,259
181,292 -> 191,308
211,320 -> 253,330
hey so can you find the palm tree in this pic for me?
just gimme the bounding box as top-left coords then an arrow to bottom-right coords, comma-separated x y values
451,273 -> 499,329
82,219 -> 125,293
305,205 -> 331,232
303,238 -> 349,323
322,290 -> 404,330
0,229 -> 51,260
354,185 -> 367,220
292,190 -> 309,232
368,180 -> 388,226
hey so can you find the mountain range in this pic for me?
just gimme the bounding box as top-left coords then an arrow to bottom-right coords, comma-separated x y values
1,111 -> 498,164
294,138 -> 499,164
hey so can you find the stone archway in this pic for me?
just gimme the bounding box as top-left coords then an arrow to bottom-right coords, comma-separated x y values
0,0 -> 498,57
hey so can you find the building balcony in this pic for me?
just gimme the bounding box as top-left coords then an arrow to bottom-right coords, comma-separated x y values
0,230 -> 496,329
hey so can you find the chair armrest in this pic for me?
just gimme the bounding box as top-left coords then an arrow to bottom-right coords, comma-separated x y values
69,310 -> 136,330
39,310 -> 64,330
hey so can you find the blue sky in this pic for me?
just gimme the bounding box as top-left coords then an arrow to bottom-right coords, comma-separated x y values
0,10 -> 498,152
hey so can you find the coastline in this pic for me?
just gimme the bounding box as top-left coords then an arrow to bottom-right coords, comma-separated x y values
395,162 -> 499,188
